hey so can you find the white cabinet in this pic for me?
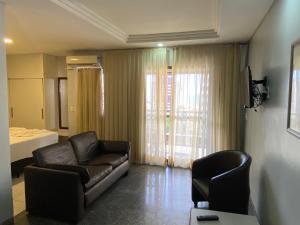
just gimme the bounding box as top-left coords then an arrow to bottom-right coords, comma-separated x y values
7,53 -> 60,130
8,79 -> 45,129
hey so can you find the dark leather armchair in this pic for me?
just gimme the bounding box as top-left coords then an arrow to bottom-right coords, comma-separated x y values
192,150 -> 251,214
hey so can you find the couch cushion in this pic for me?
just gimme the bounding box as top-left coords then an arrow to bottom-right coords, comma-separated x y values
33,141 -> 77,167
84,165 -> 112,190
192,178 -> 210,200
87,154 -> 127,168
69,131 -> 99,164
98,141 -> 130,155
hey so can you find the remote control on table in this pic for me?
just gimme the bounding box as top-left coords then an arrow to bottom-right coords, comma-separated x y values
196,215 -> 219,221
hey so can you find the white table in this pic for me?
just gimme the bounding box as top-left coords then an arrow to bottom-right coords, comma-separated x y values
190,208 -> 260,225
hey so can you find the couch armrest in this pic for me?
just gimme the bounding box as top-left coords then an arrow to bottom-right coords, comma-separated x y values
24,165 -> 85,222
98,140 -> 130,155
43,164 -> 90,184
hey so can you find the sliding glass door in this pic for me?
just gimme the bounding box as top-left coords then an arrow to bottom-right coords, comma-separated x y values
145,68 -> 210,168
169,72 -> 210,167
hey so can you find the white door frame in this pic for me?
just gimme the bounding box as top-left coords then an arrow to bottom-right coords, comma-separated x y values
0,1 -> 14,223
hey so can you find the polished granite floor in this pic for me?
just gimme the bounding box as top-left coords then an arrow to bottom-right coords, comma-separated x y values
12,165 -> 194,225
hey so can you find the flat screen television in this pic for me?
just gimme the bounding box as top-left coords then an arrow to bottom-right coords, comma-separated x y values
244,66 -> 254,108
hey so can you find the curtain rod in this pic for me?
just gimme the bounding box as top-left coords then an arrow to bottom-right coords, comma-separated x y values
67,66 -> 102,70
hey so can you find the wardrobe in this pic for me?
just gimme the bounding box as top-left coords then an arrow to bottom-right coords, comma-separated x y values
7,54 -> 58,130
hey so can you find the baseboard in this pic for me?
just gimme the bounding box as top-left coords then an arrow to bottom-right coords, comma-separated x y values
249,197 -> 258,217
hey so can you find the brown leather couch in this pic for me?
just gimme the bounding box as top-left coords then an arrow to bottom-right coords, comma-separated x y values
24,131 -> 130,222
192,150 -> 251,214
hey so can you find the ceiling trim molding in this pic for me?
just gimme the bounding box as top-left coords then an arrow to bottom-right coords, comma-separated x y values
49,0 -> 221,44
212,0 -> 221,34
49,0 -> 127,42
127,30 -> 219,43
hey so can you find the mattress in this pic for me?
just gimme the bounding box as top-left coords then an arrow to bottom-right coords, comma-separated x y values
10,127 -> 58,162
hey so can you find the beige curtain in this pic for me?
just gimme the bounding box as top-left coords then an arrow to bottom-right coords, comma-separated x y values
211,44 -> 241,151
77,68 -> 104,138
143,49 -> 168,165
169,44 -> 241,168
103,44 -> 240,168
169,46 -> 212,168
103,48 -> 167,163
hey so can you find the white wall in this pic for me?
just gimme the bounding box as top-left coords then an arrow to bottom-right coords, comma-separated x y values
7,53 -> 58,78
0,1 -> 13,223
44,78 -> 57,130
56,56 -> 69,136
57,56 -> 67,78
7,53 -> 44,78
43,54 -> 58,78
246,1 -> 300,225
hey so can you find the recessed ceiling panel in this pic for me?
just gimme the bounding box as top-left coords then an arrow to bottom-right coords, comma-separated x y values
81,0 -> 218,34
4,0 -> 274,55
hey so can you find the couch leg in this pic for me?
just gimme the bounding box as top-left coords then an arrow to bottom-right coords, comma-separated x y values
194,201 -> 198,208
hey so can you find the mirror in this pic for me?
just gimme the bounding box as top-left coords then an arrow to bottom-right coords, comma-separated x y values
58,78 -> 69,129
287,41 -> 300,137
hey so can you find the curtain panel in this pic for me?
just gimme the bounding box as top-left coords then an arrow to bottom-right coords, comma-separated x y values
210,44 -> 241,151
143,49 -> 168,166
170,46 -> 213,168
103,48 -> 167,163
102,44 -> 241,168
174,44 -> 241,158
77,68 -> 105,138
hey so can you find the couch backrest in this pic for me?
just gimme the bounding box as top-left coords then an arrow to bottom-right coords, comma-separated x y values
69,131 -> 99,164
33,141 -> 78,167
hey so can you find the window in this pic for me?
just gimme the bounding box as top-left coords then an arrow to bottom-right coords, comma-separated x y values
145,66 -> 210,166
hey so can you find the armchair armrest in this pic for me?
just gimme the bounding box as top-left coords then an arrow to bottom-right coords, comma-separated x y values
24,165 -> 85,222
43,164 -> 90,184
208,164 -> 251,214
192,153 -> 221,179
210,163 -> 251,193
98,140 -> 131,155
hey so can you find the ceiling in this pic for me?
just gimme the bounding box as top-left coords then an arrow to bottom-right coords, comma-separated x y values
4,0 -> 274,55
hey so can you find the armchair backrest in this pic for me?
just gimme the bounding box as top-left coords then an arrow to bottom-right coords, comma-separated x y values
192,150 -> 251,214
213,150 -> 250,175
209,151 -> 251,214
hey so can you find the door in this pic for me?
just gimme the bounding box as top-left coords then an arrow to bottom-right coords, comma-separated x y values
58,77 -> 69,129
9,78 -> 44,129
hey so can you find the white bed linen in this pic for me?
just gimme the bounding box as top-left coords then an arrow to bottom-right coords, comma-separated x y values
10,127 -> 58,162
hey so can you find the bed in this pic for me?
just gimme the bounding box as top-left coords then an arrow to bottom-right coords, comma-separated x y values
10,127 -> 58,176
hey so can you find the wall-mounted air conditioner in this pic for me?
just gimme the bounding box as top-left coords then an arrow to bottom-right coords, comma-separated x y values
66,55 -> 98,65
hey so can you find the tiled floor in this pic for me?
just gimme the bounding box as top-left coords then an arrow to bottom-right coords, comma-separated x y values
12,165 -> 194,225
12,174 -> 26,217
12,181 -> 26,216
